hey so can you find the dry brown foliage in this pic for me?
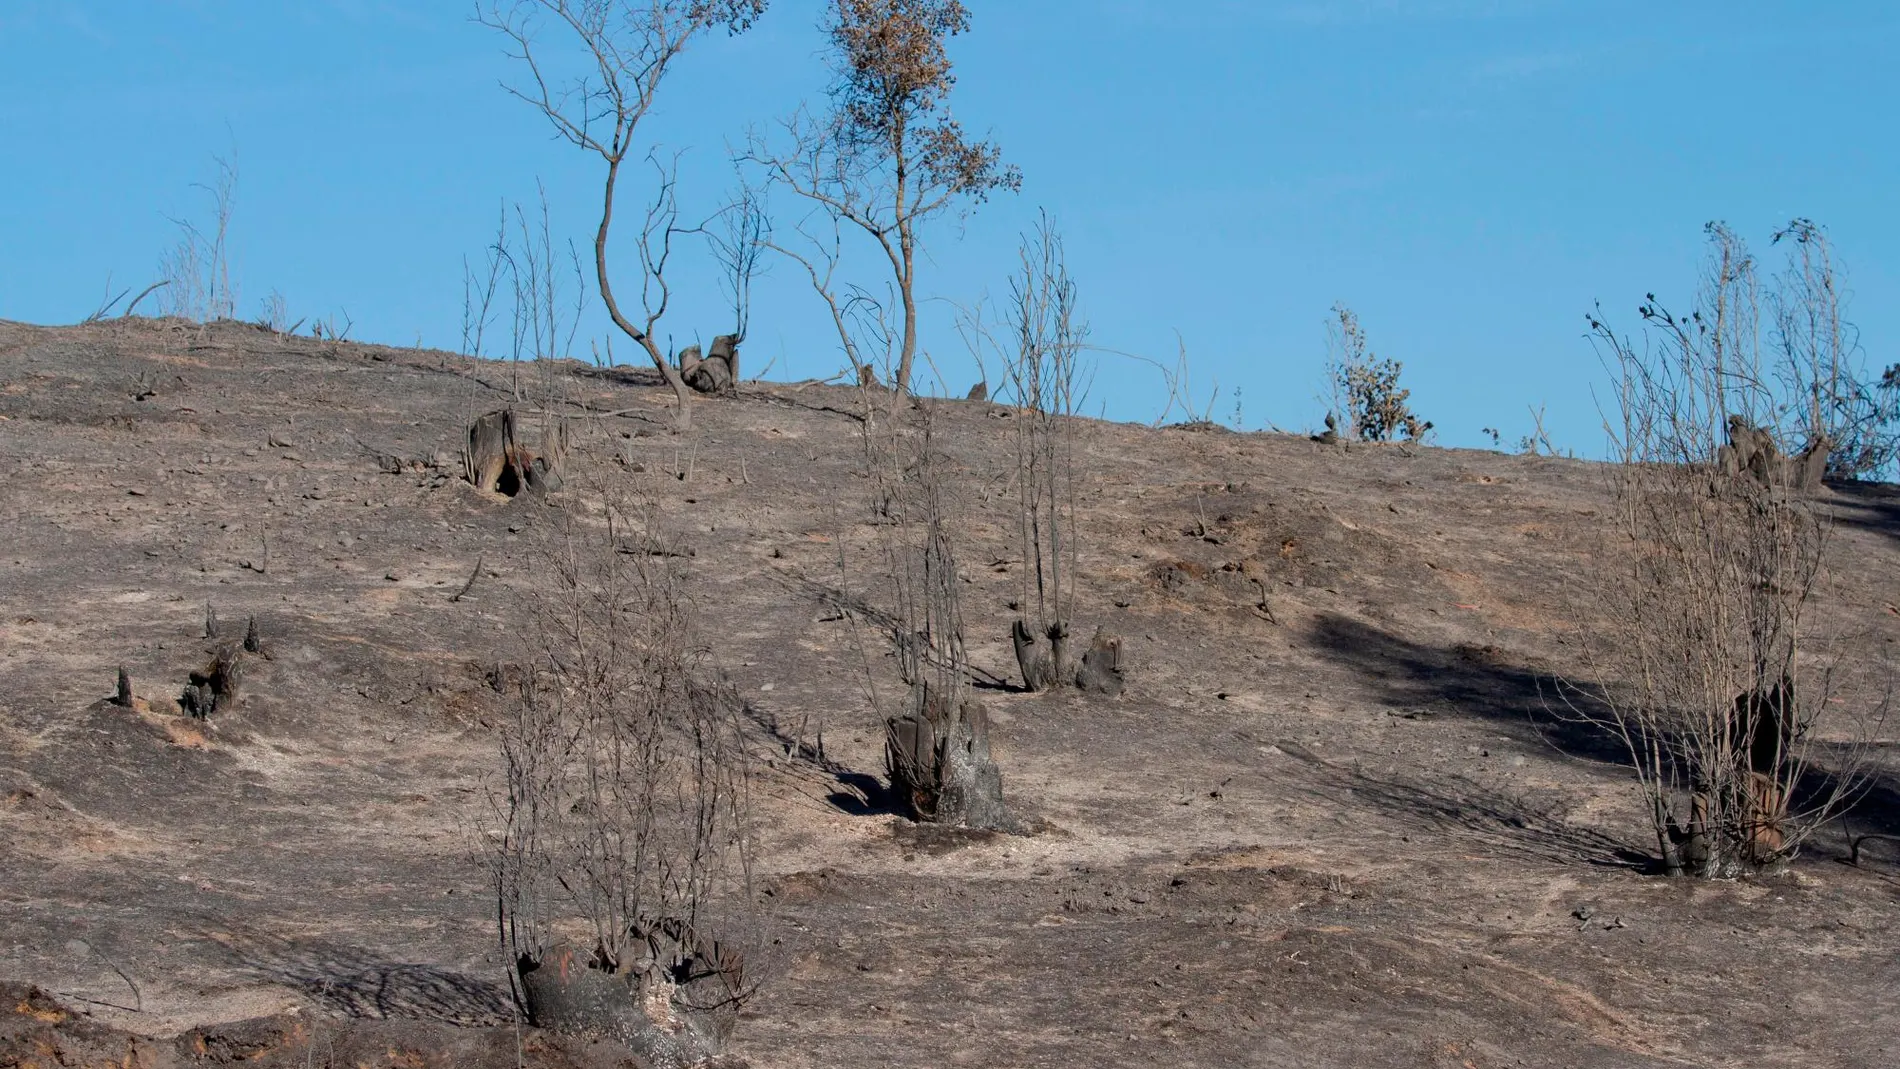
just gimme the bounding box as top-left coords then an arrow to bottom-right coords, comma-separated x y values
746,0 -> 1018,394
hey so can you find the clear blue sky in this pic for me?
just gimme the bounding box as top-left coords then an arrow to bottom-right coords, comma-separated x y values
3,2 -> 1896,452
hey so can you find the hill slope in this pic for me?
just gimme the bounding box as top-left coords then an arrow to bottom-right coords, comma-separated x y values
3,318 -> 1898,1067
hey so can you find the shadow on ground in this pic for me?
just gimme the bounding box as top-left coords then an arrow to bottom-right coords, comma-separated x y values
1303,613 -> 1900,872
1824,480 -> 1900,549
1304,612 -> 1629,766
740,695 -> 905,819
217,932 -> 512,1026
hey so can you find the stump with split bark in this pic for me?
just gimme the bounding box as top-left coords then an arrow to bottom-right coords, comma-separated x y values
885,684 -> 1013,831
680,335 -> 739,396
1011,619 -> 1067,692
181,646 -> 243,720
464,408 -> 569,497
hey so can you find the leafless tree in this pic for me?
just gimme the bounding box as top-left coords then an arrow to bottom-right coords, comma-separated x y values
508,182 -> 590,382
1000,214 -> 1084,690
745,0 -> 1019,395
478,0 -> 769,430
1564,223 -> 1886,877
1768,219 -> 1899,480
862,394 -> 1014,829
462,184 -> 593,400
706,180 -> 770,350
816,298 -> 1013,827
156,155 -> 238,324
462,202 -> 513,361
491,461 -> 757,1051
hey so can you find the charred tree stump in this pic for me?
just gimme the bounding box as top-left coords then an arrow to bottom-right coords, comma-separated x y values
464,408 -> 568,498
1011,619 -> 1067,692
1785,435 -> 1831,493
180,647 -> 243,720
681,336 -> 739,396
885,684 -> 1014,831
519,924 -> 744,1069
1310,412 -> 1340,445
1073,627 -> 1126,697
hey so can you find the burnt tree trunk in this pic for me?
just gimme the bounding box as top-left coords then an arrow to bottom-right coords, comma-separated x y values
885,683 -> 1013,831
180,646 -> 243,720
464,408 -> 568,497
1786,435 -> 1831,493
519,923 -> 743,1069
681,335 -> 739,396
1011,618 -> 1067,692
1073,627 -> 1126,697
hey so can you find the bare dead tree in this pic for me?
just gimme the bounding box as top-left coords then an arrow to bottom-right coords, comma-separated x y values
744,0 -> 1019,395
463,183 -> 591,401
508,181 -> 590,392
753,194 -> 880,382
1769,219 -> 1900,480
864,399 -> 1014,829
1001,214 -> 1085,691
156,154 -> 238,324
677,184 -> 768,396
816,306 -> 1015,828
1142,336 -> 1220,428
491,460 -> 757,1053
708,181 -> 769,350
463,203 -> 513,360
81,278 -> 133,324
1562,223 -> 1886,877
479,0 -> 769,430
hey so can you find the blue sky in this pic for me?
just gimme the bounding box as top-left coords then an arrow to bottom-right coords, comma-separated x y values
3,1 -> 1896,452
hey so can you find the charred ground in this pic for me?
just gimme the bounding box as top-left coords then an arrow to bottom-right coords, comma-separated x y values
2,318 -> 1898,1067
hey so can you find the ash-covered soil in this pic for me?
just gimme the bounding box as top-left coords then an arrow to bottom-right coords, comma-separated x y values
3,317 -> 1898,1068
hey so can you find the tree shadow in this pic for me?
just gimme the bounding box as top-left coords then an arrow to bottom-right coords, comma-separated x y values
777,572 -> 1014,692
1791,748 -> 1900,868
1303,612 -> 1629,768
217,932 -> 511,1026
1821,479 -> 1900,549
1303,612 -> 1900,871
569,362 -> 663,389
1283,749 -> 1647,869
737,696 -> 905,818
1838,761 -> 1900,840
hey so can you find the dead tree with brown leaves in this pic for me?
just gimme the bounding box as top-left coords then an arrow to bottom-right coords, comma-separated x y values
479,0 -> 769,431
745,0 -> 1019,394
